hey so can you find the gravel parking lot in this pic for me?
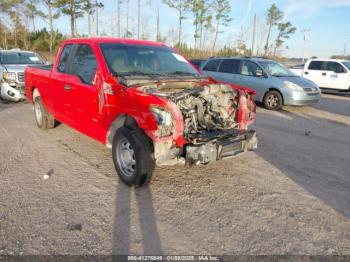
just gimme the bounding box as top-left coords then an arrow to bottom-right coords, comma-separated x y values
0,93 -> 350,255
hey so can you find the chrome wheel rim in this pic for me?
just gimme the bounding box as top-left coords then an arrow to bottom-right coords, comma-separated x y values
34,101 -> 43,126
267,94 -> 279,108
116,138 -> 136,177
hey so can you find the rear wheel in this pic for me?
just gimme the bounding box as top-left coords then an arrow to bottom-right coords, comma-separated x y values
34,97 -> 55,129
112,126 -> 155,187
263,90 -> 283,110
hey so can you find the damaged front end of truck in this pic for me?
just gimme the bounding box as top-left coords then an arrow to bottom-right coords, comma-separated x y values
130,79 -> 258,166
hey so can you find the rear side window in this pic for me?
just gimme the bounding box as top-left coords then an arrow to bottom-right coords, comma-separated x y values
325,62 -> 346,73
218,59 -> 240,73
58,44 -> 73,73
70,44 -> 97,85
202,59 -> 220,72
308,61 -> 323,70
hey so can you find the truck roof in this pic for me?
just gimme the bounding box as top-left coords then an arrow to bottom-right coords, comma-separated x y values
307,58 -> 350,63
207,56 -> 275,63
63,37 -> 169,47
0,49 -> 36,54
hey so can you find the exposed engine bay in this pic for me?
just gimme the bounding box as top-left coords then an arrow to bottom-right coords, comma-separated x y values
140,82 -> 240,141
134,80 -> 257,166
169,84 -> 238,133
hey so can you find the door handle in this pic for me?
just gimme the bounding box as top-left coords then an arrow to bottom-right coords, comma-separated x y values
322,73 -> 327,76
304,71 -> 309,75
64,84 -> 71,91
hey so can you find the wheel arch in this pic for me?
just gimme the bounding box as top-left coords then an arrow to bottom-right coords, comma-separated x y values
32,87 -> 40,101
263,88 -> 284,105
106,114 -> 154,150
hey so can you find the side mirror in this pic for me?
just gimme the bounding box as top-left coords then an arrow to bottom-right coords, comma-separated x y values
45,61 -> 52,66
335,69 -> 345,74
255,69 -> 264,77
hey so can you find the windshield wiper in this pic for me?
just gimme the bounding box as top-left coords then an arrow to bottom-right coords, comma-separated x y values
118,71 -> 159,76
164,71 -> 198,76
116,71 -> 200,79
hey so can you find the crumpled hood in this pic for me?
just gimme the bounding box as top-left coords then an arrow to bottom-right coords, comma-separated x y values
274,75 -> 317,88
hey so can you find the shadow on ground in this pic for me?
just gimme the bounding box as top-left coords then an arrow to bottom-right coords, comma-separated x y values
112,182 -> 162,254
255,104 -> 350,218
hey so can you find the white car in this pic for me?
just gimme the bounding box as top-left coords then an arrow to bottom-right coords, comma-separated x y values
290,59 -> 350,91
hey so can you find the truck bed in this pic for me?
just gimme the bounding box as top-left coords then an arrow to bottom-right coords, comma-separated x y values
27,64 -> 53,71
25,64 -> 53,104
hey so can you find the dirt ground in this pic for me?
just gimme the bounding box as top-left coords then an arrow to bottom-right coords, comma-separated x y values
0,93 -> 350,255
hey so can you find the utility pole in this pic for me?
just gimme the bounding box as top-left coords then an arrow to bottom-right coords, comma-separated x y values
301,29 -> 311,63
343,43 -> 347,60
251,13 -> 256,56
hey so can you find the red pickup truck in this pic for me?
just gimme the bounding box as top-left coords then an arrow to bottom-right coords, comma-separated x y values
25,38 -> 257,187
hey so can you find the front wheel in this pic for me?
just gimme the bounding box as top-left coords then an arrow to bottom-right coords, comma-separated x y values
112,126 -> 155,187
263,90 -> 283,110
34,97 -> 55,129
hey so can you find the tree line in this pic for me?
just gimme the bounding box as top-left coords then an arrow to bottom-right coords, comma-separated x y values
0,0 -> 296,59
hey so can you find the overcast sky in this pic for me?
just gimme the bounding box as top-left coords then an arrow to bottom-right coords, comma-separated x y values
34,0 -> 350,58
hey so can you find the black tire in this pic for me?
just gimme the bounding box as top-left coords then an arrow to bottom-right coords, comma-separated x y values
112,126 -> 155,187
263,90 -> 283,110
34,97 -> 55,129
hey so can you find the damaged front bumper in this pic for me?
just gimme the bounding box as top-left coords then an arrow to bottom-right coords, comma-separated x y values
155,129 -> 258,166
0,82 -> 25,102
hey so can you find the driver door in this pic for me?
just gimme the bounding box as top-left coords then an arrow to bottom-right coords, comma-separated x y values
65,44 -> 104,141
237,60 -> 269,100
323,61 -> 349,90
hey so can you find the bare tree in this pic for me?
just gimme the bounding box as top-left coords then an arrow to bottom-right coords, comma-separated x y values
116,0 -> 122,37
37,0 -> 61,55
191,0 -> 212,49
137,0 -> 141,39
25,0 -> 39,32
156,6 -> 160,41
163,0 -> 190,45
125,0 -> 130,37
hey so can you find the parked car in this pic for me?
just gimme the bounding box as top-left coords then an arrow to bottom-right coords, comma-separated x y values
0,49 -> 45,102
290,59 -> 350,91
200,57 -> 321,110
190,59 -> 207,69
25,38 -> 258,187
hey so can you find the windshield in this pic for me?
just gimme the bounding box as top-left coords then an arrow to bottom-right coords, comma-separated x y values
99,43 -> 199,77
0,52 -> 44,65
342,61 -> 350,70
259,61 -> 296,77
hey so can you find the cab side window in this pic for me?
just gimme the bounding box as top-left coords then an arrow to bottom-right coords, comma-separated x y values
325,62 -> 346,73
70,44 -> 97,85
57,44 -> 73,73
202,59 -> 220,72
240,61 -> 262,77
308,61 -> 323,70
